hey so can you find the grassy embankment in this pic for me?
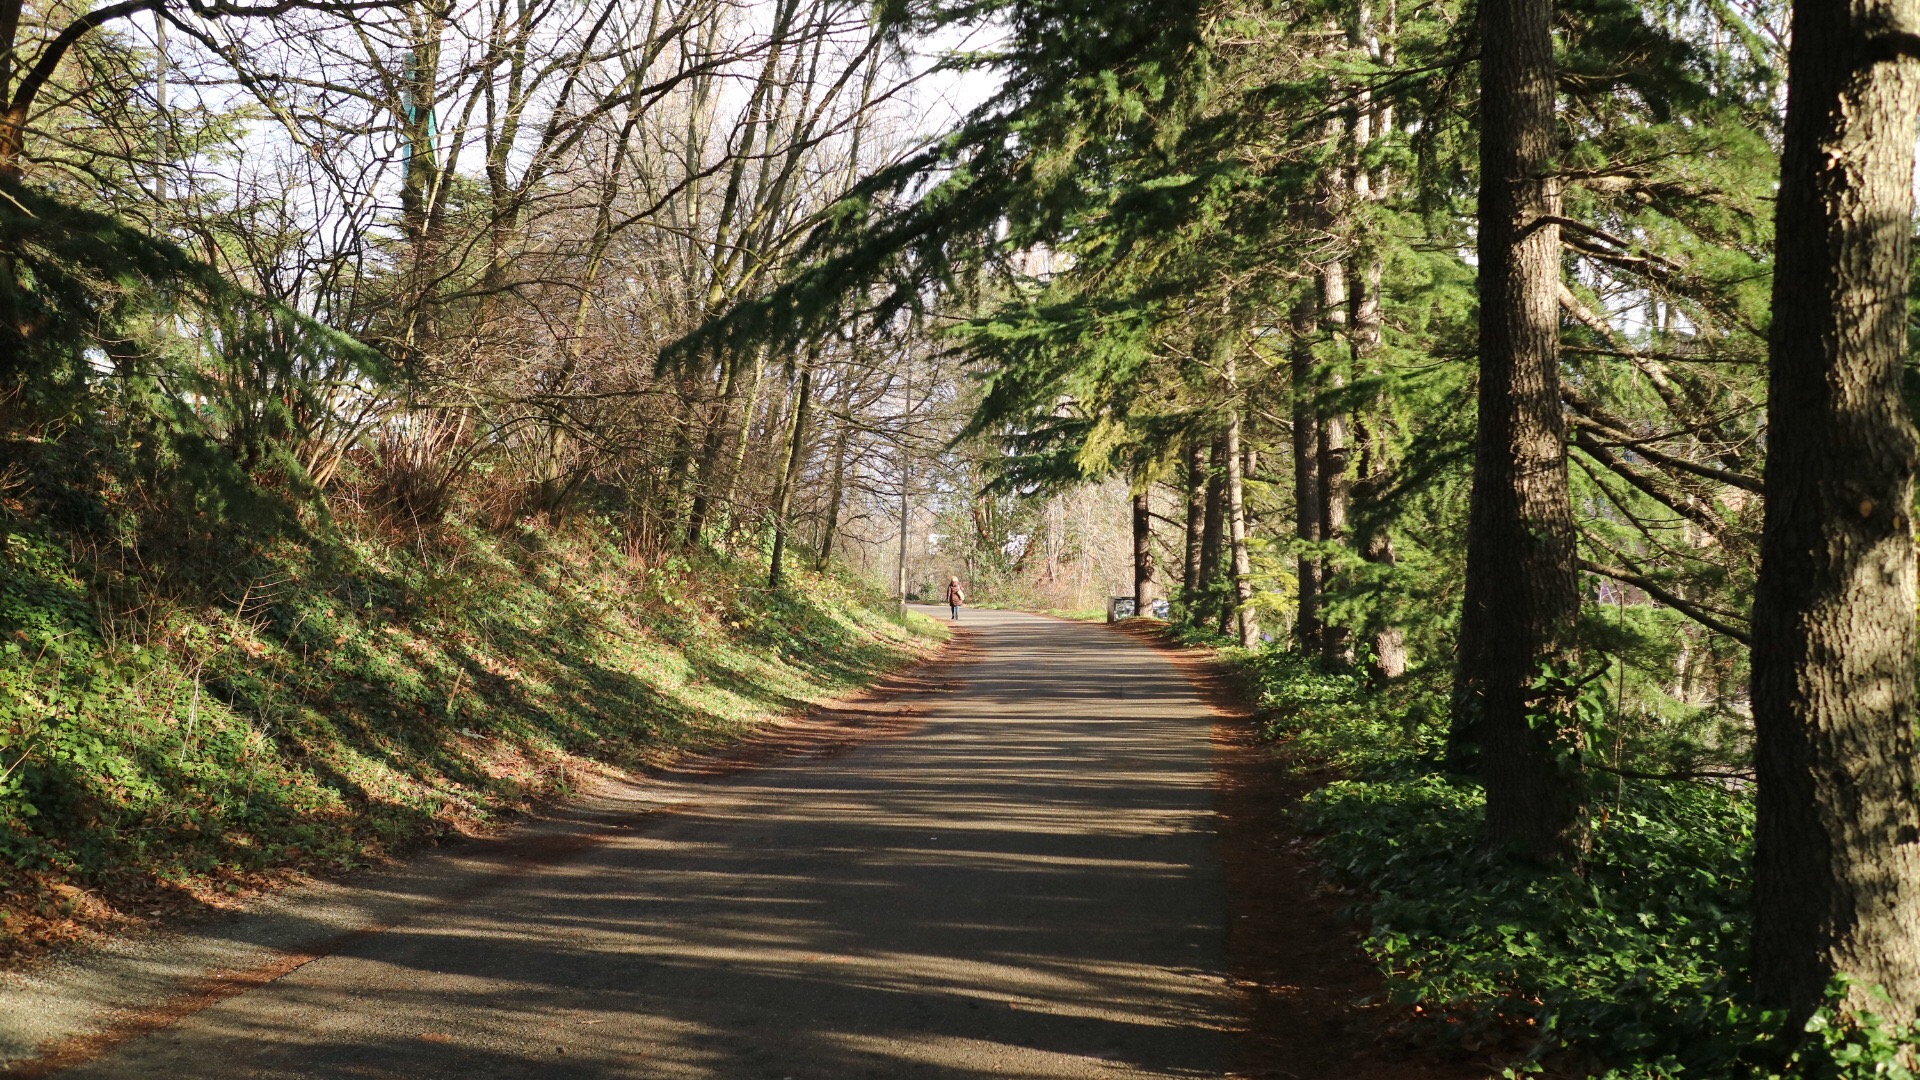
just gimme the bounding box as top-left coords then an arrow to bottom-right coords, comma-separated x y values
0,514 -> 943,960
1195,637 -> 1905,1079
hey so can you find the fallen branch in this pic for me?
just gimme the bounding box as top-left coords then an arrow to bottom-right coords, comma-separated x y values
1587,760 -> 1753,784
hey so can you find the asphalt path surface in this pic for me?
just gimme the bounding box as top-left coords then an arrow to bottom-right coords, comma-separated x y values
28,608 -> 1233,1079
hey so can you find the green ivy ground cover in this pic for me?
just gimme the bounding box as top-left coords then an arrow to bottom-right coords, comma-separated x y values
0,514 -> 942,958
1210,644 -> 1914,1079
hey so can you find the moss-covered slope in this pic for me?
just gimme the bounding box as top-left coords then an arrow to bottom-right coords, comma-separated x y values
0,515 -> 940,957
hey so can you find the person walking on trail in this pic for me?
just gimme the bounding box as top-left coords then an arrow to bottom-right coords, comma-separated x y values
946,577 -> 965,621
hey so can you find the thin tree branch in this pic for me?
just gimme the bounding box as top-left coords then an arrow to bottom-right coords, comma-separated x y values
1579,558 -> 1752,644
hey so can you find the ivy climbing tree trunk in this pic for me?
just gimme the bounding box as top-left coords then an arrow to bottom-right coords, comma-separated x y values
1750,0 -> 1920,1025
1449,0 -> 1585,863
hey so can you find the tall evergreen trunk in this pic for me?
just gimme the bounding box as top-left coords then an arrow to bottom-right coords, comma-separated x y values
1318,265 -> 1353,666
1365,531 -> 1406,678
1291,300 -> 1325,654
1132,487 -> 1158,615
1183,438 -> 1207,600
1225,404 -> 1259,649
1199,435 -> 1227,624
1350,26 -> 1404,680
1356,403 -> 1408,681
1448,0 -> 1584,862
1352,261 -> 1405,679
1751,0 -> 1920,1023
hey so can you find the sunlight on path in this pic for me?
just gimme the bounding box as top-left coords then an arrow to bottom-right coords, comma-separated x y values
57,609 -> 1231,1079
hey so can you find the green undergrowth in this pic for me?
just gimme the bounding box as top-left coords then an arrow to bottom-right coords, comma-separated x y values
1217,645 -> 1907,1079
0,511 -> 941,953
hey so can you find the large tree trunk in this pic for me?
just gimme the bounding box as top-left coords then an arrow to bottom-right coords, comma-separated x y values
1352,267 -> 1406,680
1132,487 -> 1158,615
399,5 -> 446,249
1291,300 -> 1324,653
1448,0 -> 1584,863
1350,32 -> 1404,681
1199,434 -> 1227,624
1225,402 -> 1259,649
1751,0 -> 1920,1024
1355,409 -> 1408,681
1224,346 -> 1260,648
1318,266 -> 1353,666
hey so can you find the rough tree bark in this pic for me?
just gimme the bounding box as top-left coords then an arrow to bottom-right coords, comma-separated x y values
1751,0 -> 1920,1024
1318,264 -> 1353,666
1291,299 -> 1324,653
1132,486 -> 1158,615
1355,410 -> 1407,680
1350,10 -> 1405,681
1183,438 -> 1207,601
1223,344 -> 1259,648
0,0 -> 168,179
1198,434 -> 1227,624
1447,0 -> 1585,862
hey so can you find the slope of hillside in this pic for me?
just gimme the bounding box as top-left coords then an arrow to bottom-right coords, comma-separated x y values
0,512 -> 942,961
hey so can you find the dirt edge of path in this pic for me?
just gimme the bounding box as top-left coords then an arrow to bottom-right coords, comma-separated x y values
0,628 -> 982,1080
1106,621 -> 1486,1080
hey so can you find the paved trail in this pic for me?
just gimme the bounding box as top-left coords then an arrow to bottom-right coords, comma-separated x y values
20,609 -> 1234,1079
